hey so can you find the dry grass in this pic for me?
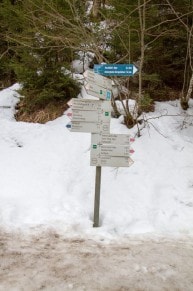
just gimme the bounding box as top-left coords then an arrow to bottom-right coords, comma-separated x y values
15,101 -> 69,124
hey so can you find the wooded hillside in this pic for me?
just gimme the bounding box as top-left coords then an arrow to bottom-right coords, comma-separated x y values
0,0 -> 193,123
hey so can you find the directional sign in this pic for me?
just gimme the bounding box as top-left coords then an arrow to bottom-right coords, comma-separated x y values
90,132 -> 135,167
91,144 -> 130,157
83,70 -> 112,89
94,64 -> 138,76
72,98 -> 111,111
70,99 -> 111,133
69,121 -> 110,133
85,83 -> 112,100
91,156 -> 134,167
91,133 -> 131,146
72,109 -> 111,122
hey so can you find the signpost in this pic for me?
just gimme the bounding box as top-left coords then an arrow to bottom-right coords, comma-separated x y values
66,65 -> 136,228
94,64 -> 138,76
90,129 -> 134,225
93,166 -> 101,228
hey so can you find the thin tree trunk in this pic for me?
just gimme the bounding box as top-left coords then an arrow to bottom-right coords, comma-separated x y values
181,72 -> 193,109
138,0 -> 146,106
186,72 -> 193,100
92,0 -> 101,18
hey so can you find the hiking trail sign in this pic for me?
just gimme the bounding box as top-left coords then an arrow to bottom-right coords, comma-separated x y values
83,69 -> 112,100
66,99 -> 111,133
85,82 -> 112,100
83,69 -> 112,89
94,64 -> 138,77
66,63 -> 137,227
90,133 -> 134,167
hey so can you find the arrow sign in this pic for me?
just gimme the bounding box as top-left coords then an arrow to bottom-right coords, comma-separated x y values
94,64 -> 138,76
91,156 -> 134,167
72,98 -> 111,111
84,70 -> 112,89
68,99 -> 111,133
85,82 -> 112,100
91,133 -> 131,146
91,144 -> 130,158
90,132 -> 135,167
72,109 -> 111,122
70,121 -> 110,133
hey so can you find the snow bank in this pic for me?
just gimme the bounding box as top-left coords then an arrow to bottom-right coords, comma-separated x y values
0,84 -> 193,238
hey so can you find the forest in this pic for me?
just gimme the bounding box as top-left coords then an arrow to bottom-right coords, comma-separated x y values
0,0 -> 193,124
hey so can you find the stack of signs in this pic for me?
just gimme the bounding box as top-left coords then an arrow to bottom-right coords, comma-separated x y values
83,70 -> 112,100
66,98 -> 111,134
91,133 -> 134,167
66,69 -> 134,168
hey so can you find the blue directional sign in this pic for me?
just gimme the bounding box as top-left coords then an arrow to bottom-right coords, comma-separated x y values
94,64 -> 138,76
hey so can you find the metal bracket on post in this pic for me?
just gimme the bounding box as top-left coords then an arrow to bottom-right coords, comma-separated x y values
93,166 -> 102,227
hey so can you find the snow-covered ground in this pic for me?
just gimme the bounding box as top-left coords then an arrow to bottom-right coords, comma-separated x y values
0,83 -> 193,239
1,83 -> 193,290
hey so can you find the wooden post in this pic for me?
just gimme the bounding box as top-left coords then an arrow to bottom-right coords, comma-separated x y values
93,166 -> 102,227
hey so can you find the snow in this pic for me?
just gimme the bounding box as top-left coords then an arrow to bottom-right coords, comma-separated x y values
0,83 -> 193,239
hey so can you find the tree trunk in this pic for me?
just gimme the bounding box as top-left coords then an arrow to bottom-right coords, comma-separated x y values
92,0 -> 101,18
181,72 -> 193,110
138,0 -> 146,106
102,0 -> 106,8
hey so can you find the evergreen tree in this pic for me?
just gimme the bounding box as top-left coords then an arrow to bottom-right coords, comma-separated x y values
1,0 -> 81,112
0,0 -> 18,88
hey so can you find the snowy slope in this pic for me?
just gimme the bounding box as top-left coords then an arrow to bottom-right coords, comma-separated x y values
0,83 -> 193,237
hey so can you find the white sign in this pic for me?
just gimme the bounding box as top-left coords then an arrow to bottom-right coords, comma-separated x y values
72,109 -> 111,123
85,83 -> 112,100
72,98 -> 111,111
70,121 -> 110,133
91,144 -> 130,158
70,99 -> 111,133
90,156 -> 134,167
91,133 -> 130,146
90,132 -> 134,167
83,70 -> 112,90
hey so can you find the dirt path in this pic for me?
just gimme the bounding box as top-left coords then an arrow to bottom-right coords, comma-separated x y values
0,229 -> 193,291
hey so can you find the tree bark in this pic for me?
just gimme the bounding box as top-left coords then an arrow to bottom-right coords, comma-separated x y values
181,72 -> 193,110
92,0 -> 101,18
186,72 -> 193,101
138,0 -> 146,105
